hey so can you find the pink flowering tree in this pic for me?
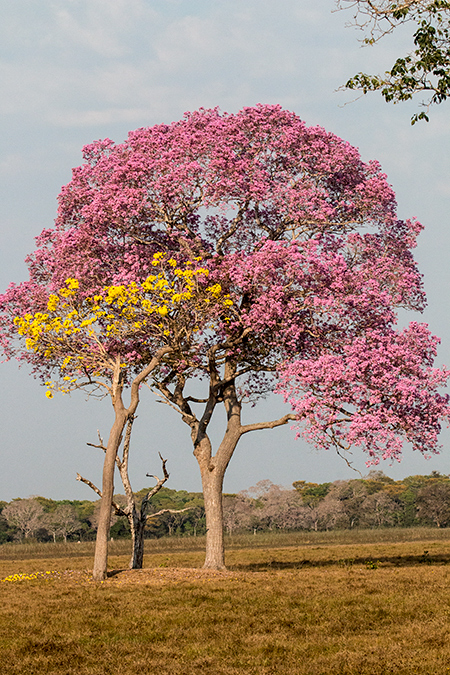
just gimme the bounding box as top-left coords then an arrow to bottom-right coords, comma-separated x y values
1,105 -> 448,570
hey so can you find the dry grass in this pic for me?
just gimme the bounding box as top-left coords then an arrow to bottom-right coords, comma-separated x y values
2,532 -> 450,674
2,526 -> 450,561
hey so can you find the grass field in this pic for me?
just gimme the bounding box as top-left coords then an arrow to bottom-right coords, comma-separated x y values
2,529 -> 450,674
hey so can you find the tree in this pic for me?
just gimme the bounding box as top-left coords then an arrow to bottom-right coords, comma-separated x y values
338,1 -> 450,122
416,476 -> 450,526
88,498 -> 122,532
1,105 -> 448,570
2,498 -> 44,540
360,490 -> 401,527
314,493 -> 350,530
337,480 -> 367,525
223,494 -> 253,534
241,480 -> 304,531
0,501 -> 16,543
293,481 -> 331,507
183,504 -> 206,537
0,255 -> 227,579
79,423 -> 190,568
42,504 -> 81,542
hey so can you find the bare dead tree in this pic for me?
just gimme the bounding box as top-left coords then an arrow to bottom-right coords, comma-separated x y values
42,504 -> 81,543
2,498 -> 44,541
78,416 -> 191,569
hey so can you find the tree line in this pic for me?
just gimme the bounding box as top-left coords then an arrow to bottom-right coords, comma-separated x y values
0,488 -> 205,544
2,470 -> 450,543
225,471 -> 450,534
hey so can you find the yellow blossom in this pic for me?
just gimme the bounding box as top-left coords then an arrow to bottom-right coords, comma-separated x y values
47,294 -> 59,311
65,278 -> 79,290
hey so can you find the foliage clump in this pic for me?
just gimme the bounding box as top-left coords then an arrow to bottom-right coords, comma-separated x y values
338,0 -> 450,122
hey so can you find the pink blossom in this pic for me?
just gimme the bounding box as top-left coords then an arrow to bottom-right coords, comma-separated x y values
0,104 -> 447,466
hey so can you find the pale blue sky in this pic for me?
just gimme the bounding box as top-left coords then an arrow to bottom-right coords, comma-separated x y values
1,0 -> 449,500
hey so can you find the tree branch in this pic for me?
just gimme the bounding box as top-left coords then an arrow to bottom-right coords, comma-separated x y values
241,413 -> 297,435
76,473 -> 126,516
86,429 -> 106,452
140,453 -> 170,517
216,200 -> 250,255
145,506 -> 194,522
129,346 -> 173,413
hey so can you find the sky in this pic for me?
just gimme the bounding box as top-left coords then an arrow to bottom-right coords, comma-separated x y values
1,0 -> 450,501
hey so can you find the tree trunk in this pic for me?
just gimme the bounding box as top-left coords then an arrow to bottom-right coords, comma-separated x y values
201,464 -> 226,569
90,349 -> 171,581
128,511 -> 146,569
92,410 -> 127,582
174,355 -> 294,570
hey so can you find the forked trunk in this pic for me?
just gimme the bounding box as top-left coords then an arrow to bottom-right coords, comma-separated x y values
194,373 -> 242,570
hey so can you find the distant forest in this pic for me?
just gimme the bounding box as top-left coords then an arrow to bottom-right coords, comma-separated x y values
1,470 -> 450,543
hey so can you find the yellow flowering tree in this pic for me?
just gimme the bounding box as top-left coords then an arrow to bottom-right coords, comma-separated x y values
8,254 -> 233,580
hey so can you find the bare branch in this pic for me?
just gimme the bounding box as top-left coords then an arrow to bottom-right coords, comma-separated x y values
86,429 -> 106,452
241,413 -> 297,435
76,473 -> 126,515
336,0 -> 429,40
76,473 -> 102,498
145,506 -> 194,521
216,200 -> 250,255
152,379 -> 197,427
141,453 -> 170,516
154,392 -> 187,416
335,447 -> 363,476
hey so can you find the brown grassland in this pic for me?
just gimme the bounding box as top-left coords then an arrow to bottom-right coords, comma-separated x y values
1,529 -> 450,674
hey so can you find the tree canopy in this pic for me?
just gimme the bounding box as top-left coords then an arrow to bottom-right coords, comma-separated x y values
1,105 -> 448,570
338,1 -> 450,122
0,252 -> 228,579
